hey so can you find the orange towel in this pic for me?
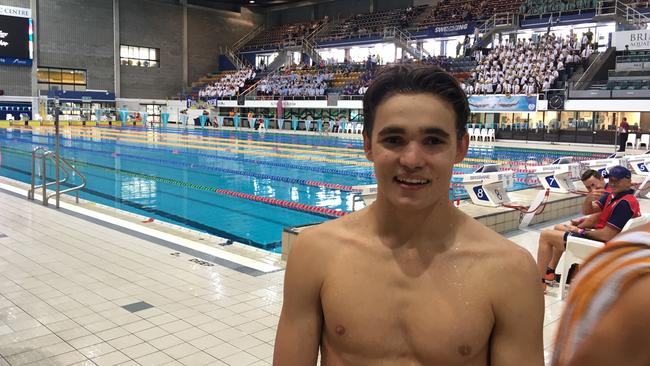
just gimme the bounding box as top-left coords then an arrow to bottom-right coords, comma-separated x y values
552,232 -> 650,366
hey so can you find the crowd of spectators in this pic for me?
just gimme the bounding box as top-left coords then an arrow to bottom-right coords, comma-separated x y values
244,19 -> 325,50
257,64 -> 333,97
461,32 -> 595,95
520,0 -> 599,16
198,68 -> 255,98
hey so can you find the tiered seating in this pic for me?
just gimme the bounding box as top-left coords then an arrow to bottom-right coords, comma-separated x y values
520,0 -> 598,16
605,79 -> 650,90
462,33 -> 586,94
242,20 -> 324,50
256,65 -> 333,97
198,69 -> 255,98
318,6 -> 427,41
418,0 -> 522,27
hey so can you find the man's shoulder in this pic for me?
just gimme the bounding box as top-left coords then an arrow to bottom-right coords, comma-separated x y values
290,212 -> 364,257
459,217 -> 536,273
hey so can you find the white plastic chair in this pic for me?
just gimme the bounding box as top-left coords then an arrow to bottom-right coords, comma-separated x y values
479,128 -> 488,142
468,127 -> 475,140
487,128 -> 495,141
560,214 -> 650,299
638,134 -> 650,150
626,133 -> 637,148
6,114 -> 14,121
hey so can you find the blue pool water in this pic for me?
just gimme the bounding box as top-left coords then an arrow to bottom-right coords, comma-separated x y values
0,127 -> 607,252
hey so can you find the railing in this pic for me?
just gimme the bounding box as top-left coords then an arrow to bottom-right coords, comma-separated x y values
383,26 -> 428,59
219,46 -> 252,71
232,24 -> 265,51
596,0 -> 650,26
301,38 -> 322,63
27,147 -> 87,207
305,18 -> 331,42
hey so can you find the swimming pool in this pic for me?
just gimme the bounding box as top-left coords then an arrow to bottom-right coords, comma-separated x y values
0,126 -> 608,252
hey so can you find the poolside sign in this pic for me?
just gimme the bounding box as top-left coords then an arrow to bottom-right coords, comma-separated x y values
468,95 -> 538,112
612,29 -> 650,51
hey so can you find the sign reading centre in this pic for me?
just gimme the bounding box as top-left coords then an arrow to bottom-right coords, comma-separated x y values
0,5 -> 32,66
612,29 -> 650,51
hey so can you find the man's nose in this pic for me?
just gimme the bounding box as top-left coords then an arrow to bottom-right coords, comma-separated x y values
399,142 -> 425,170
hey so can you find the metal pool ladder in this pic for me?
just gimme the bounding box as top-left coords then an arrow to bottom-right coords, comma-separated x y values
27,146 -> 87,208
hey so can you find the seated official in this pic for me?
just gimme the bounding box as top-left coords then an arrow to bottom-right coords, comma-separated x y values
536,166 -> 640,289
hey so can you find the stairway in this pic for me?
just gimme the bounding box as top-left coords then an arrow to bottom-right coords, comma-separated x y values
222,25 -> 265,70
383,27 -> 429,60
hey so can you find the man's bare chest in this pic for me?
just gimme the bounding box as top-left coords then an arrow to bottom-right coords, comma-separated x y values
320,256 -> 494,364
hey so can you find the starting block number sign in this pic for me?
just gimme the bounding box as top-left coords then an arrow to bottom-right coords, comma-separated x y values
473,185 -> 504,202
545,175 -> 560,189
637,162 -> 648,173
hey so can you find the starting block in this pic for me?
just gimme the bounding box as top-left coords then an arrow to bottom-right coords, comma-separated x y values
460,164 -> 514,207
582,153 -> 625,177
625,151 -> 650,176
533,157 -> 581,193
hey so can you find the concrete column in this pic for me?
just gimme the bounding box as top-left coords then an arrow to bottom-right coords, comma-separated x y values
181,0 -> 188,94
113,0 -> 120,97
30,0 -> 38,112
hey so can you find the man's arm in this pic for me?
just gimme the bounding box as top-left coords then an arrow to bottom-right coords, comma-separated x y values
566,275 -> 650,366
274,230 -> 326,365
582,190 -> 606,215
490,248 -> 545,366
582,225 -> 620,242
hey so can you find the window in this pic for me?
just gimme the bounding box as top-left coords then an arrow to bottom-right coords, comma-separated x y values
120,45 -> 159,68
144,104 -> 163,124
37,67 -> 87,92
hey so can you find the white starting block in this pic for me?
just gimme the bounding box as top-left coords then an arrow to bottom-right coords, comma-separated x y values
533,157 -> 581,193
625,151 -> 650,176
460,164 -> 514,207
352,184 -> 378,211
582,153 -> 625,177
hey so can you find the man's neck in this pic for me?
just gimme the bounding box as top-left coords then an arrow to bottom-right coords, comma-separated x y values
368,197 -> 461,250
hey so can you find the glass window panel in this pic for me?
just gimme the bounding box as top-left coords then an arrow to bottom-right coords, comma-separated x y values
120,45 -> 128,57
149,61 -> 158,68
49,70 -> 62,83
149,48 -> 156,60
74,70 -> 86,85
139,47 -> 149,59
129,46 -> 136,58
61,70 -> 75,84
36,69 -> 49,83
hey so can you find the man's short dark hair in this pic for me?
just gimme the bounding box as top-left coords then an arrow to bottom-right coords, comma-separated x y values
362,64 -> 470,140
581,169 -> 602,182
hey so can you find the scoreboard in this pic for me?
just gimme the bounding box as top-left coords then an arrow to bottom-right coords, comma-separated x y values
0,5 -> 32,66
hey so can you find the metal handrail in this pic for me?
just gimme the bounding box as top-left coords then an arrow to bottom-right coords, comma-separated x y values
232,24 -> 265,51
27,146 -> 86,206
46,153 -> 86,205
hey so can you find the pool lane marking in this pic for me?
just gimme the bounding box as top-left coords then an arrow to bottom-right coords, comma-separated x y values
3,146 -> 345,217
6,125 -> 505,164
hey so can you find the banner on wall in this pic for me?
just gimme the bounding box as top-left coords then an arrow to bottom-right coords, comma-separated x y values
468,95 -> 538,112
429,22 -> 475,38
612,29 -> 650,51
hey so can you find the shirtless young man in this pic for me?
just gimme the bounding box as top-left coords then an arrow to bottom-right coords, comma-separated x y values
274,64 -> 544,366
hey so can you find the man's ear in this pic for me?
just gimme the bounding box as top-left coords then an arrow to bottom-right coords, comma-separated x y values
454,131 -> 469,164
363,132 -> 373,162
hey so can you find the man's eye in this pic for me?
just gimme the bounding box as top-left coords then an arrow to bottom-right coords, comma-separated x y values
424,137 -> 443,145
382,136 -> 402,144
